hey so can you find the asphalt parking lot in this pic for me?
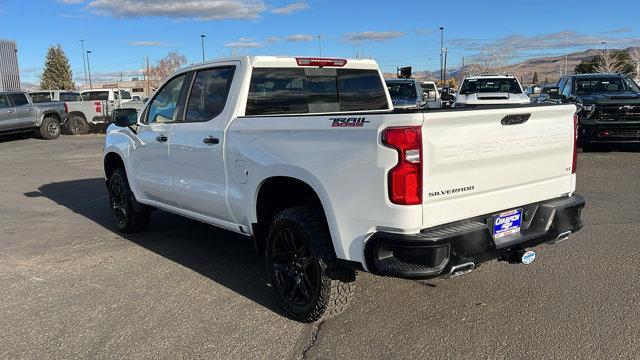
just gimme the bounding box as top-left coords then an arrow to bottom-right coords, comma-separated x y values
1,134 -> 639,359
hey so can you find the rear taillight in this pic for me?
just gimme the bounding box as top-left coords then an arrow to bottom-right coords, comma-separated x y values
64,102 -> 68,113
382,126 -> 422,205
572,113 -> 578,174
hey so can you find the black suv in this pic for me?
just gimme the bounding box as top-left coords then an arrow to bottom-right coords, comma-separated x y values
554,74 -> 640,146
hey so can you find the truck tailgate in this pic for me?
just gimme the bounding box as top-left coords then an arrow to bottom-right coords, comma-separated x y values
422,104 -> 576,228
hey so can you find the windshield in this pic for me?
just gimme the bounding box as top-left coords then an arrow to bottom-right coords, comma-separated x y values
29,92 -> 52,103
120,90 -> 132,99
386,82 -> 417,100
421,83 -> 436,91
575,76 -> 640,94
460,78 -> 522,95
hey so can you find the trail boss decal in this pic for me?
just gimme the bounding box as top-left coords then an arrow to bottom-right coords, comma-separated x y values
330,117 -> 369,127
428,186 -> 475,197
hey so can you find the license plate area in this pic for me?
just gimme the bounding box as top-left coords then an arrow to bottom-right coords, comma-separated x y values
492,209 -> 522,239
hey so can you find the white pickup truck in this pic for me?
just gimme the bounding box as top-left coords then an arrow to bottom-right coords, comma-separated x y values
103,56 -> 585,322
454,75 -> 531,107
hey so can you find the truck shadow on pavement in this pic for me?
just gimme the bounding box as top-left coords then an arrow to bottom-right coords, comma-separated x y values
25,178 -> 284,317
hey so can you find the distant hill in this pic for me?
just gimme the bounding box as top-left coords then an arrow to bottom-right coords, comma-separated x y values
384,47 -> 639,85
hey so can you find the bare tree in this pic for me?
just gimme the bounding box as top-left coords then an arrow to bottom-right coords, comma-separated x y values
595,49 -> 633,74
465,47 -> 515,76
629,48 -> 640,79
145,51 -> 187,88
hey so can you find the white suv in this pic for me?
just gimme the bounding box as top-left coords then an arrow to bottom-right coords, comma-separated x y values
454,75 -> 530,107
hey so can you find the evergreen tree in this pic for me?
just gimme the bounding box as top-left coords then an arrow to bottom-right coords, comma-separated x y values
532,71 -> 539,84
40,44 -> 75,90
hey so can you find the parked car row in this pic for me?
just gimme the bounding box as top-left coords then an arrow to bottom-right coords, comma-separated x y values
0,88 -> 148,140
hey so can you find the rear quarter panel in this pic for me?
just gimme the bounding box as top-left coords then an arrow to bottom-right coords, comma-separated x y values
225,112 -> 425,263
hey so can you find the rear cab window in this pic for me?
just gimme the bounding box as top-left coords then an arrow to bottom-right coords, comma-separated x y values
246,67 -> 388,116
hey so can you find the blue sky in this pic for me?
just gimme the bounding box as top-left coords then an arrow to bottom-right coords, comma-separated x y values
1,0 -> 639,84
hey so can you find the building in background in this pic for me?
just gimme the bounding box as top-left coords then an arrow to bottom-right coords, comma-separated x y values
0,39 -> 21,91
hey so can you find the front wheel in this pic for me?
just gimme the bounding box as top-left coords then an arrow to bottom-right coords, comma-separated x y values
38,117 -> 61,140
108,168 -> 150,233
266,206 -> 356,322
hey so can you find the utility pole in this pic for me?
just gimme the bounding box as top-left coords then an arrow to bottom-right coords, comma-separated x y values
317,35 -> 323,57
120,73 -> 123,82
86,50 -> 92,89
145,56 -> 150,96
80,40 -> 87,84
439,27 -> 445,81
200,34 -> 206,62
564,32 -> 569,76
443,48 -> 448,83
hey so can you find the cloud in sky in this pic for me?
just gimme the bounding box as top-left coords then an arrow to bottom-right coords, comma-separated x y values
225,38 -> 262,48
343,31 -> 404,43
126,41 -> 168,47
271,2 -> 309,14
285,34 -> 313,42
414,29 -> 435,35
58,0 -> 85,3
82,0 -> 266,20
449,31 -> 640,52
601,27 -> 633,35
266,36 -> 279,43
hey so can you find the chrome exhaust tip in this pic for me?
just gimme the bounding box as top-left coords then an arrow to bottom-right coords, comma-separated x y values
550,230 -> 572,245
449,262 -> 475,278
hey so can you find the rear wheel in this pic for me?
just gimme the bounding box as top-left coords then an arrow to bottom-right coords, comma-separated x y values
108,168 -> 150,233
67,116 -> 89,135
266,206 -> 356,322
38,117 -> 61,140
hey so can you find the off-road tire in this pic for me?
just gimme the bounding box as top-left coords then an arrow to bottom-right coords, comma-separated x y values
108,168 -> 150,233
38,117 -> 61,140
266,206 -> 356,323
67,116 -> 89,135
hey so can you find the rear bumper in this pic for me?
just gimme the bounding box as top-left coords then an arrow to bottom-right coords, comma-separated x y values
364,195 -> 585,279
580,121 -> 640,143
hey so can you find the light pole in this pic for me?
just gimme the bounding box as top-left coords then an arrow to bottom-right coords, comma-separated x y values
200,34 -> 206,62
80,40 -> 87,84
443,48 -> 448,83
439,27 -> 444,81
564,32 -> 569,76
86,50 -> 92,89
317,35 -> 323,57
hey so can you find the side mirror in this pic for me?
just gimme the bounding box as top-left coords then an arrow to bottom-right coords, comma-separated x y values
112,108 -> 138,127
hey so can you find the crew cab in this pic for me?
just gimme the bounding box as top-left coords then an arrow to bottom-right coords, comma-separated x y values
454,75 -> 530,107
103,56 -> 585,322
0,91 -> 66,139
554,73 -> 640,146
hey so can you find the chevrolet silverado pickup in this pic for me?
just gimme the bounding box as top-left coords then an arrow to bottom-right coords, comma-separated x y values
0,91 -> 66,139
555,73 -> 640,146
455,75 -> 531,107
103,56 -> 585,322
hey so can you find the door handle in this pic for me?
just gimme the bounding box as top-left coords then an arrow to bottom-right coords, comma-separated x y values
26,108 -> 33,111
7,109 -> 14,113
155,134 -> 168,142
203,136 -> 219,145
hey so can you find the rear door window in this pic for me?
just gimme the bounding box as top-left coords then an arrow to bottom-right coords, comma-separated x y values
10,94 -> 29,106
184,66 -> 235,122
246,68 -> 388,115
0,95 -> 9,108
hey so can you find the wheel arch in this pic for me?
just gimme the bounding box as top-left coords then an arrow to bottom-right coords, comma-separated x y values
251,174 -> 342,258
